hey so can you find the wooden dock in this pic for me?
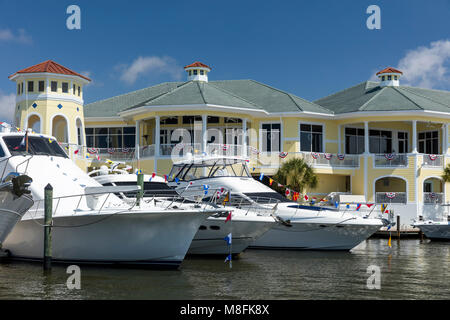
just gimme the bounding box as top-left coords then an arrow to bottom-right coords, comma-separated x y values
371,226 -> 422,239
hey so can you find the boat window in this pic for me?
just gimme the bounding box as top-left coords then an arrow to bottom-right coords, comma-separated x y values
3,136 -> 68,158
0,144 -> 5,158
169,160 -> 251,182
113,181 -> 178,197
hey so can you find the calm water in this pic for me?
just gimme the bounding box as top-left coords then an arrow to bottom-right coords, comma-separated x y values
0,239 -> 448,300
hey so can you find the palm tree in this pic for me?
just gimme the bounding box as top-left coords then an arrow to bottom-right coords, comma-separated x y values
442,164 -> 450,182
273,158 -> 318,194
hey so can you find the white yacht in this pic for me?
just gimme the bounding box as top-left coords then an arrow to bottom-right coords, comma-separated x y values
0,173 -> 34,249
414,215 -> 450,241
167,156 -> 386,251
0,132 -> 226,268
91,166 -> 276,255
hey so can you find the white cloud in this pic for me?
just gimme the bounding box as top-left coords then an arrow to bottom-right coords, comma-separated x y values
0,28 -> 32,44
0,91 -> 16,124
117,56 -> 183,84
397,39 -> 450,89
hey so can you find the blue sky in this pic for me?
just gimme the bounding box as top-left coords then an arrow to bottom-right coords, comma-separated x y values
0,0 -> 449,122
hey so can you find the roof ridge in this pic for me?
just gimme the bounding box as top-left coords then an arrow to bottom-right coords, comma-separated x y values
288,93 -> 334,114
206,81 -> 264,109
315,81 -> 375,103
85,82 -> 183,107
196,81 -> 207,104
132,81 -> 194,107
398,86 -> 450,108
358,86 -> 387,111
391,87 -> 424,110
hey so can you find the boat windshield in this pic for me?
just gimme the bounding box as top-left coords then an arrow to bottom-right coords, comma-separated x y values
168,159 -> 251,181
3,136 -> 68,158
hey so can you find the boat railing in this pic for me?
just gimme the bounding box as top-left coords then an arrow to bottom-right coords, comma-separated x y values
0,155 -> 34,181
29,185 -> 230,220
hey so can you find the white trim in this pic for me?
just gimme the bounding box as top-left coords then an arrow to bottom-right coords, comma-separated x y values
84,116 -> 125,122
75,117 -> 85,146
10,72 -> 90,84
16,93 -> 84,105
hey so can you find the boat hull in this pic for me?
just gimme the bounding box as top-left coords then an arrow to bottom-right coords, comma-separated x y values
0,193 -> 34,244
189,216 -> 275,255
415,223 -> 450,241
4,209 -> 208,268
250,221 -> 382,251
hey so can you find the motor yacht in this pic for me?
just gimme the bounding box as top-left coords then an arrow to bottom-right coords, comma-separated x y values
414,210 -> 450,240
91,165 -> 276,255
0,132 -> 226,268
0,172 -> 34,252
167,155 -> 387,251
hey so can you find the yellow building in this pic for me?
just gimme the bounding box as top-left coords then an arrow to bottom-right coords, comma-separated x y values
9,62 -> 450,224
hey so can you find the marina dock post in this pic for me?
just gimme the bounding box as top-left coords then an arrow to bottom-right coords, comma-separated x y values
137,173 -> 144,206
44,183 -> 53,271
396,215 -> 401,239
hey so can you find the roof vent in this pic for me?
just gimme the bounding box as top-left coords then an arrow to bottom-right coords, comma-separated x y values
376,67 -> 403,87
184,61 -> 211,82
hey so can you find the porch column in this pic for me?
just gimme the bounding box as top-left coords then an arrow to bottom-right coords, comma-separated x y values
202,114 -> 207,154
364,121 -> 369,154
155,116 -> 160,157
135,120 -> 141,160
242,118 -> 248,157
412,120 -> 417,153
442,123 -> 448,155
338,124 -> 342,154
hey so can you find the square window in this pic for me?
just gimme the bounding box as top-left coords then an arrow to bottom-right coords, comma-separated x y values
17,84 -> 20,95
388,75 -> 392,80
51,81 -> 57,92
27,81 -> 34,92
62,82 -> 68,93
39,81 -> 45,92
78,86 -> 81,96
193,70 -> 198,75
200,70 -> 204,75
73,84 -> 76,94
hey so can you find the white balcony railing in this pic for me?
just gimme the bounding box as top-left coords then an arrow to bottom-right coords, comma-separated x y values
422,154 -> 444,167
375,192 -> 407,204
374,154 -> 408,167
423,192 -> 444,204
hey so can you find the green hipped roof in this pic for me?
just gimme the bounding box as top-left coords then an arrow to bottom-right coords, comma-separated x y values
315,81 -> 450,114
84,79 -> 333,118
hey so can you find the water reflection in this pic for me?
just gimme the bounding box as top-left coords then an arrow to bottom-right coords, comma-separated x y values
0,240 -> 448,300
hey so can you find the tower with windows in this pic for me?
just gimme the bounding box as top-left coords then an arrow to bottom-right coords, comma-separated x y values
8,60 -> 91,146
184,61 -> 211,82
376,67 -> 403,87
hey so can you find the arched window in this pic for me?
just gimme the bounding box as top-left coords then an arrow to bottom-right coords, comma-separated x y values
27,114 -> 41,133
52,115 -> 68,143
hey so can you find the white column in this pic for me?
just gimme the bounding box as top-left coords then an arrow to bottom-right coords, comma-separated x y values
338,124 -> 342,154
442,123 -> 448,155
412,120 -> 417,153
364,121 -> 369,154
242,118 -> 248,157
135,120 -> 141,161
155,116 -> 160,157
202,114 -> 207,153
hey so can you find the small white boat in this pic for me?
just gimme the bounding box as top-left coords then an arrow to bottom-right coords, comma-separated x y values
414,220 -> 450,240
91,166 -> 276,255
0,132 -> 226,268
167,156 -> 386,251
0,173 -> 34,249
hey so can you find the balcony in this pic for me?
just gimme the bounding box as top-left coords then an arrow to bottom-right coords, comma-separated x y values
422,154 -> 444,168
374,154 -> 408,167
423,192 -> 444,204
375,192 -> 407,204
